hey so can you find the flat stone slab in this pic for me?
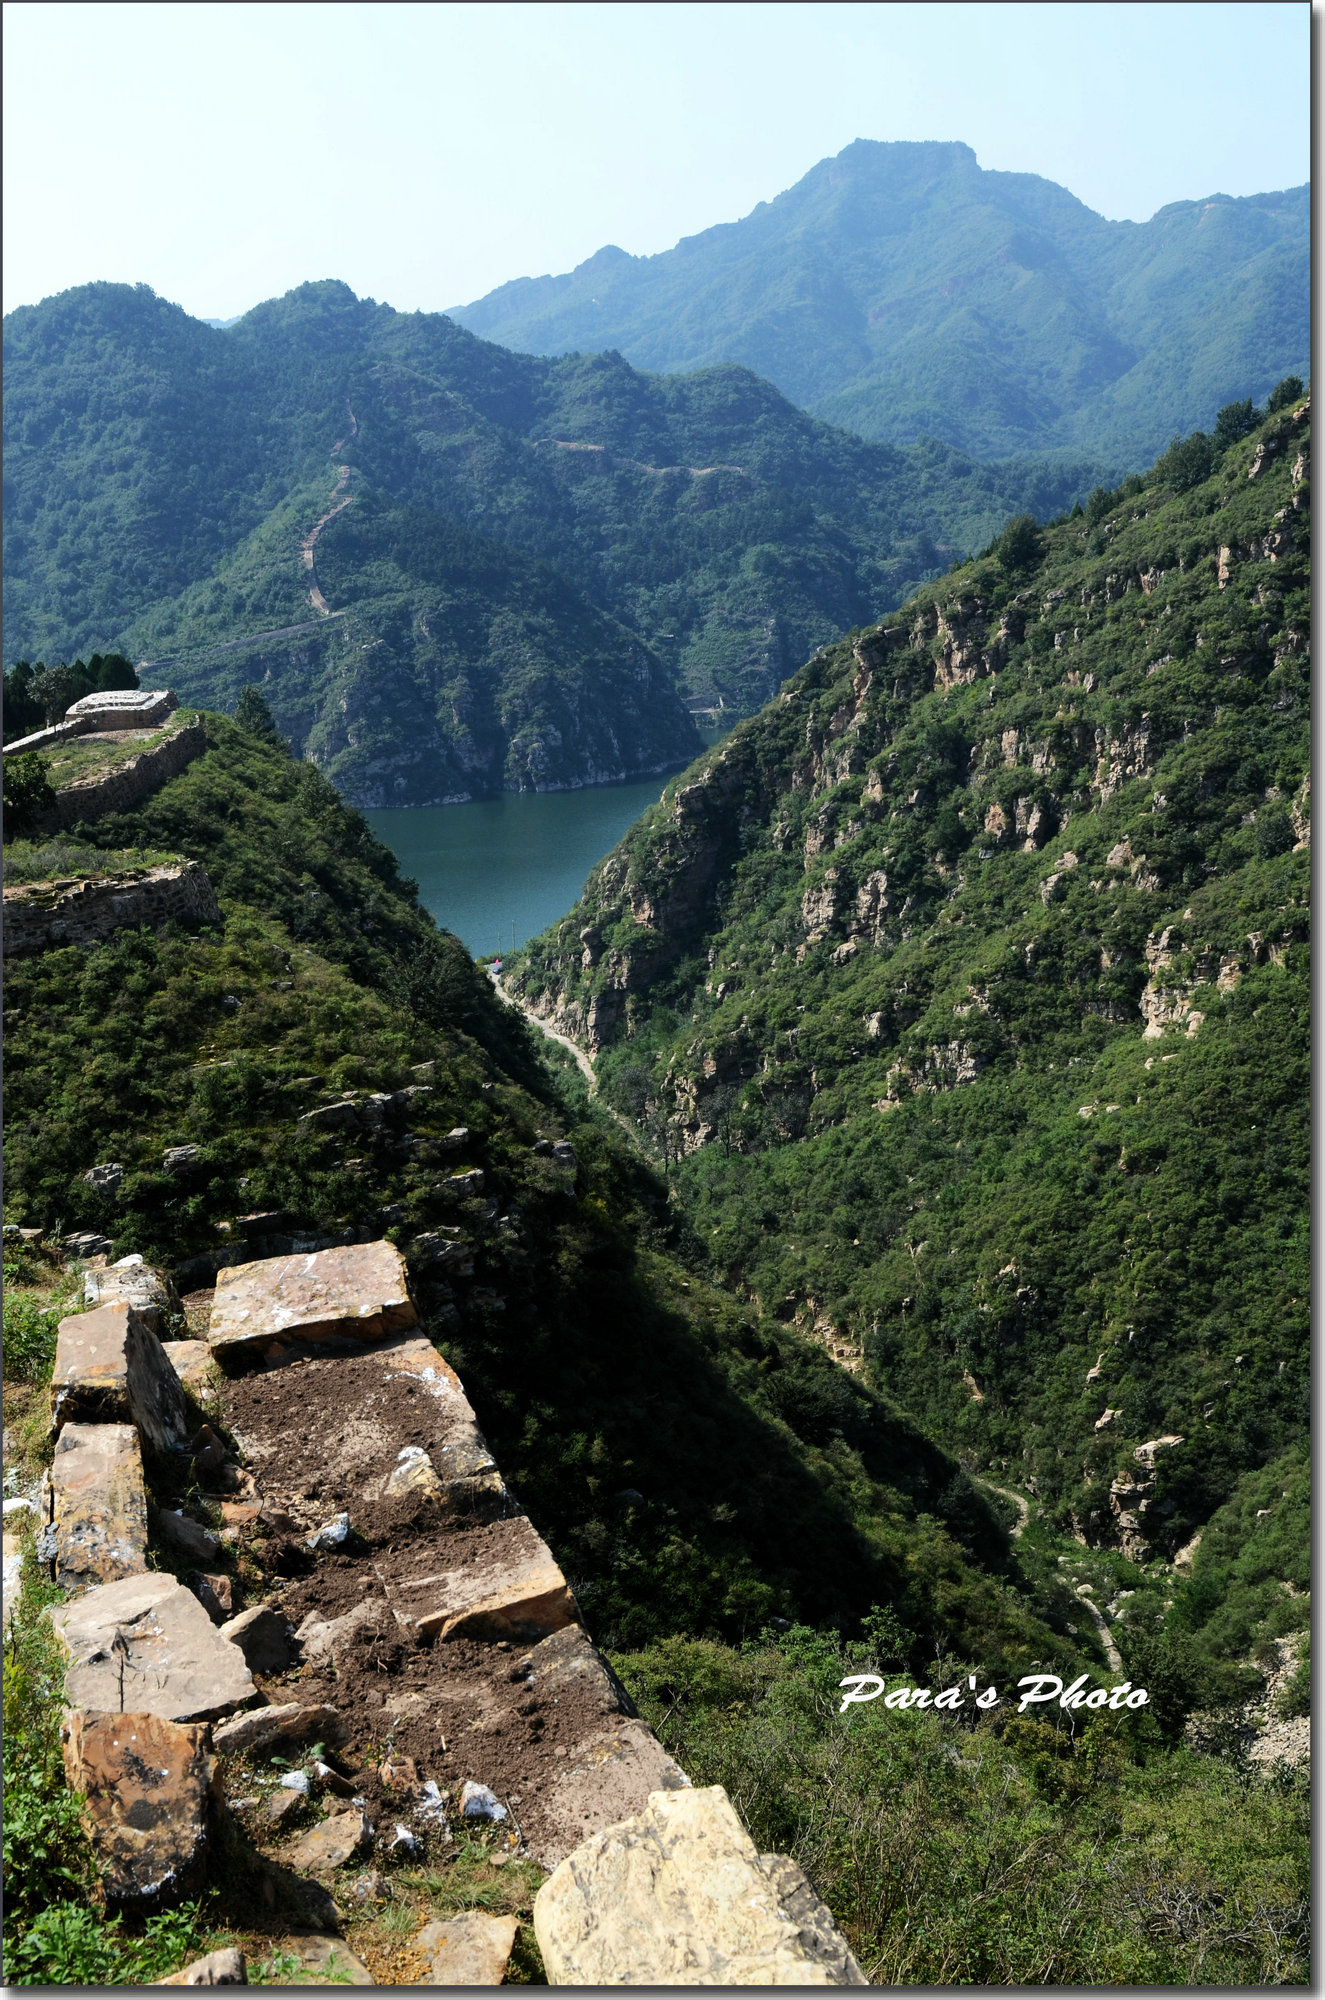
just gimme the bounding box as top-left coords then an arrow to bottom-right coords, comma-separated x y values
373,1514 -> 578,1643
163,1340 -> 215,1394
412,1912 -> 518,1985
44,1421 -> 149,1592
533,1784 -> 867,1986
51,1571 -> 255,1722
51,1301 -> 190,1452
62,1709 -> 212,1906
208,1242 -> 417,1356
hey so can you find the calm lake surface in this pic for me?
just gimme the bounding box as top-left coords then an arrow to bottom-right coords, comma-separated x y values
364,775 -> 673,958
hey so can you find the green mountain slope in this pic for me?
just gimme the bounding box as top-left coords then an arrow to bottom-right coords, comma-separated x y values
4,280 -> 1101,787
4,712 -> 1076,1668
512,397 -> 1310,1596
453,139 -> 1308,463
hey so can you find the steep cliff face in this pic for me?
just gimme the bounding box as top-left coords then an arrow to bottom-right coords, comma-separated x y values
513,401 -> 1310,1565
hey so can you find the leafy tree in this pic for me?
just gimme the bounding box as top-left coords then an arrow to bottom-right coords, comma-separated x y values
1213,399 -> 1261,453
28,664 -> 76,725
232,683 -> 283,744
1153,429 -> 1214,492
994,512 -> 1040,574
1266,375 -> 1305,414
2,753 -> 55,839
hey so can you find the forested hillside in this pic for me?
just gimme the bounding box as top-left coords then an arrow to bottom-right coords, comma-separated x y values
456,138 -> 1309,463
513,393 -> 1311,1631
4,280 -> 1100,795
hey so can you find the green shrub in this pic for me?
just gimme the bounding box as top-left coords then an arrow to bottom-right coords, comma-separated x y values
2,1287 -> 62,1383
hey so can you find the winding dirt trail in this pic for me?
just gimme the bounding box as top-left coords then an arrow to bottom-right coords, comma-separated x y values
488,966 -> 597,1087
302,402 -> 359,615
981,1482 -> 1031,1539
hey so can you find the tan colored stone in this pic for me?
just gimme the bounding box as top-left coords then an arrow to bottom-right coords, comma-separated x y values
160,1946 -> 248,1984
286,1809 -> 373,1871
208,1242 -> 417,1355
51,1571 -> 255,1721
383,1446 -> 446,1503
84,1255 -> 170,1334
163,1339 -> 216,1393
45,1421 -> 149,1592
219,1603 -> 298,1673
533,1785 -> 866,1985
378,1514 -> 578,1643
412,1912 -> 518,1984
275,1934 -> 374,1984
62,1709 -> 212,1906
50,1301 -> 190,1452
212,1702 -> 346,1758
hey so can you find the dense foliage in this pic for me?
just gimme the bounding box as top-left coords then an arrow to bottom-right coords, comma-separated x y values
514,397 -> 1310,1637
2,717 -> 1075,1663
4,279 -> 1103,794
616,1624 -> 1308,1984
455,138 -> 1309,462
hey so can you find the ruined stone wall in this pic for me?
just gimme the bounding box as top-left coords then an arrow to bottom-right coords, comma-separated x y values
30,717 -> 208,834
3,862 -> 222,957
26,1238 -> 863,1984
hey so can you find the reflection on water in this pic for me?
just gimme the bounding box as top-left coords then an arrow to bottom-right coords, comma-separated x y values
364,775 -> 674,959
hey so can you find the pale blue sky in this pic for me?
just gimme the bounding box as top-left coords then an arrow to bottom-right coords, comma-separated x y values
2,1 -> 1312,323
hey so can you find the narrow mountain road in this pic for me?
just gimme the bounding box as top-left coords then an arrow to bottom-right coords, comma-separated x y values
1075,1587 -> 1124,1674
302,402 -> 359,615
488,967 -> 597,1087
981,1482 -> 1031,1538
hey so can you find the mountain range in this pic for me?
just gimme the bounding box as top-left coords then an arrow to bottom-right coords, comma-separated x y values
453,139 -> 1309,462
3,278 -> 1097,798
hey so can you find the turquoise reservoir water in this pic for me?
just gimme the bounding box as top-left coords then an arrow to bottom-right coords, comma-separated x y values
364,776 -> 672,958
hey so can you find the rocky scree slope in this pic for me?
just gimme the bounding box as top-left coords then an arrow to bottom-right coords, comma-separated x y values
4,279 -> 1101,794
455,138 -> 1309,463
511,399 -> 1310,1614
3,712 -> 1089,1675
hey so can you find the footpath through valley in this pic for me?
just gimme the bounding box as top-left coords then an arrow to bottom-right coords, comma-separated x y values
16,1233 -> 866,1985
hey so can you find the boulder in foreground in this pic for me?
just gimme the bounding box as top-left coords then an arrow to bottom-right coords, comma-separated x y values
533,1784 -> 866,1985
208,1242 -> 417,1356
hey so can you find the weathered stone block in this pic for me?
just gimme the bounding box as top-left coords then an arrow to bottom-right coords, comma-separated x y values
51,1301 -> 190,1452
375,1514 -> 579,1643
160,1946 -> 247,1984
270,1935 -> 373,1984
62,1709 -> 212,1906
219,1604 -> 299,1674
533,1785 -> 867,1985
208,1242 -> 417,1355
45,1421 -> 149,1592
286,1809 -> 372,1872
212,1702 -> 346,1758
413,1912 -> 519,1984
84,1254 -> 170,1333
163,1339 -> 215,1393
51,1572 -> 255,1722
157,1507 -> 222,1563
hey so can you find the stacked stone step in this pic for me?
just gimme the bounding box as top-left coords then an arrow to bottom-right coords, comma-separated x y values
37,1238 -> 862,1982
